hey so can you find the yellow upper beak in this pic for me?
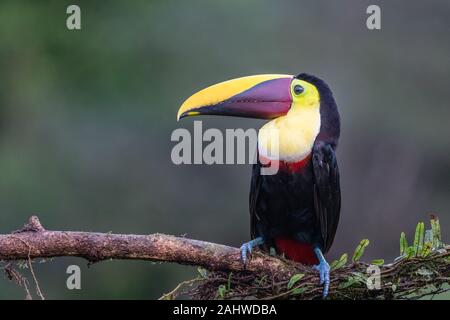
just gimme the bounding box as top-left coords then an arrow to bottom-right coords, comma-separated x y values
177,74 -> 293,121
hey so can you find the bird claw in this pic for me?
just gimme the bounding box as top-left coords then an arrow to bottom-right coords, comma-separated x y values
240,242 -> 252,265
240,237 -> 264,265
314,261 -> 330,298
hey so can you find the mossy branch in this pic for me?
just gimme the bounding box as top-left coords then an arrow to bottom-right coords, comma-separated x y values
182,248 -> 449,300
165,218 -> 450,300
0,216 -> 448,300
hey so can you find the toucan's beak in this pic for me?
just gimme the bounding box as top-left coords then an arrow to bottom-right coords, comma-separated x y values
177,74 -> 293,121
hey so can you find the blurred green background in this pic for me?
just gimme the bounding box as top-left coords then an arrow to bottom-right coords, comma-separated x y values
0,0 -> 449,299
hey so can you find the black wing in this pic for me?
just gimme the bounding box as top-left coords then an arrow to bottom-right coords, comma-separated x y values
249,161 -> 262,240
312,142 -> 341,253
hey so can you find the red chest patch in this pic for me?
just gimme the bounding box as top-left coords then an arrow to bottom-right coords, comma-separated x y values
274,237 -> 318,265
259,154 -> 312,173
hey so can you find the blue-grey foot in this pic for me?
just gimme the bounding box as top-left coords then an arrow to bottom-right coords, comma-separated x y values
240,237 -> 264,265
314,247 -> 331,298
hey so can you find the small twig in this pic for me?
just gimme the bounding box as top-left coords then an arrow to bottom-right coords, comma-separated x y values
8,235 -> 45,300
159,277 -> 202,300
2,263 -> 33,299
13,216 -> 45,234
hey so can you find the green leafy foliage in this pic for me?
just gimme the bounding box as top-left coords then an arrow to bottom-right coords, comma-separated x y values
413,222 -> 425,256
352,239 -> 370,262
330,253 -> 348,270
227,272 -> 233,291
217,285 -> 227,299
206,273 -> 234,299
339,277 -> 359,289
425,229 -> 432,243
292,286 -> 308,295
421,241 -> 433,257
398,217 -> 445,261
431,217 -> 442,249
339,272 -> 366,289
287,273 -> 305,290
400,232 -> 408,255
371,259 -> 385,266
188,216 -> 447,300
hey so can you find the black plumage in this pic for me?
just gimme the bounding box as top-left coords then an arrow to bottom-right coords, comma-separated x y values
249,74 -> 341,262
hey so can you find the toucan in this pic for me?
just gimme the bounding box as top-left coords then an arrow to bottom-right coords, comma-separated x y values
177,73 -> 341,297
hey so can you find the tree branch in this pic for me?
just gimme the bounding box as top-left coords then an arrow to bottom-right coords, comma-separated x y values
1,216 -> 449,300
1,216 -> 296,276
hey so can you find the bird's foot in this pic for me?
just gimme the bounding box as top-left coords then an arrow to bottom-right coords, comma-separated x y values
313,247 -> 330,298
314,260 -> 330,297
240,237 -> 264,265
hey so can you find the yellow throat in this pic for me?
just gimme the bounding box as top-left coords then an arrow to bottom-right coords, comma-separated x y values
258,80 -> 321,163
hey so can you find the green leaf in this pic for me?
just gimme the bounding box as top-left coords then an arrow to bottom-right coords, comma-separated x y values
413,222 -> 425,257
405,246 -> 415,259
339,272 -> 366,289
424,229 -> 433,243
431,218 -> 437,247
352,239 -> 370,262
287,273 -> 305,290
339,276 -> 361,289
330,253 -> 348,270
292,286 -> 308,295
217,285 -> 227,299
431,216 -> 442,249
421,242 -> 433,257
227,272 -> 233,290
353,272 -> 367,280
371,259 -> 385,266
400,232 -> 408,255
435,218 -> 442,246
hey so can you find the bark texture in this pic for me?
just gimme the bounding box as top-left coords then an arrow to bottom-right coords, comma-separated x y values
1,216 -> 296,276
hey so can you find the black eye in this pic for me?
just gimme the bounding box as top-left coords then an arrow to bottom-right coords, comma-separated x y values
294,84 -> 304,95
